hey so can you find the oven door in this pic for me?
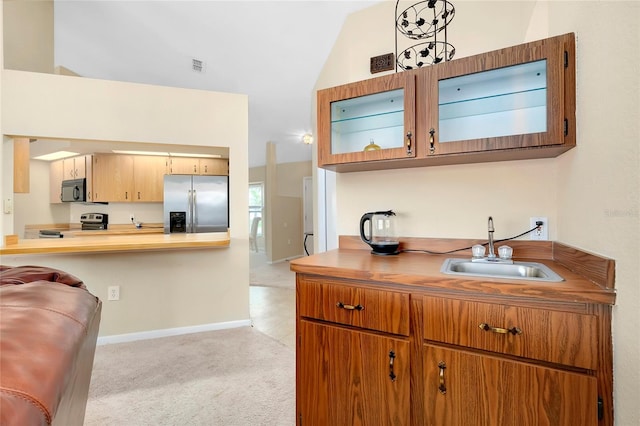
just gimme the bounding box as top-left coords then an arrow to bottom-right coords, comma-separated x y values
61,178 -> 86,202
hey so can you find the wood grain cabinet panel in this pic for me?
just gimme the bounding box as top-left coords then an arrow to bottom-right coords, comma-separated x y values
317,33 -> 575,172
168,157 -> 199,174
423,296 -> 598,369
298,277 -> 410,336
423,344 -> 597,426
92,154 -> 134,202
49,159 -> 64,203
298,320 -> 410,426
199,158 -> 228,175
132,156 -> 167,202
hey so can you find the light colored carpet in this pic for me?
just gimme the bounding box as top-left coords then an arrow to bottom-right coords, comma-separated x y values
85,327 -> 295,425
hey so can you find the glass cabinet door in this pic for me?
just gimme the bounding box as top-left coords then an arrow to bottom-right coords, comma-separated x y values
426,33 -> 574,156
318,72 -> 416,168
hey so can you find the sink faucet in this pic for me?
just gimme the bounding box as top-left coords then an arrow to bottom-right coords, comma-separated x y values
487,216 -> 496,259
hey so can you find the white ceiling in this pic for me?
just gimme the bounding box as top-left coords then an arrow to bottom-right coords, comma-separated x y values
53,0 -> 380,167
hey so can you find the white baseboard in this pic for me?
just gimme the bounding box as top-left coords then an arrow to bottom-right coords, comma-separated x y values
96,319 -> 252,345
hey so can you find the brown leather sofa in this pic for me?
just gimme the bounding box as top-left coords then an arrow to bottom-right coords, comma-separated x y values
0,265 -> 102,426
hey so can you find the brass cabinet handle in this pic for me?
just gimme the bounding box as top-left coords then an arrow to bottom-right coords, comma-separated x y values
429,128 -> 436,154
438,361 -> 447,394
336,302 -> 364,311
479,323 -> 523,335
389,350 -> 397,381
406,131 -> 413,155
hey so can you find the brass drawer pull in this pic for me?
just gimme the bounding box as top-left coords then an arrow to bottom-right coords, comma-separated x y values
406,131 -> 413,155
336,302 -> 364,311
438,361 -> 447,394
479,323 -> 523,335
389,350 -> 397,381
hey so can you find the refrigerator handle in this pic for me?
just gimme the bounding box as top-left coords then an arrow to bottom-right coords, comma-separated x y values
192,189 -> 198,231
188,189 -> 193,233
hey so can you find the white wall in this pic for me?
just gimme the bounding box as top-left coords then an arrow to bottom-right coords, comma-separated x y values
1,70 -> 250,338
315,0 -> 639,424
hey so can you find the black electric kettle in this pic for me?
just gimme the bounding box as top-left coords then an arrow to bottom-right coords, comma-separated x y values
359,210 -> 400,255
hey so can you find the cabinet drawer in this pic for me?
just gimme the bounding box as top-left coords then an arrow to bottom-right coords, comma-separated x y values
298,277 -> 410,336
423,296 -> 598,369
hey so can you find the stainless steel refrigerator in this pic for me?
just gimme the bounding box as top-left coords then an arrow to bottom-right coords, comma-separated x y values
163,175 -> 229,233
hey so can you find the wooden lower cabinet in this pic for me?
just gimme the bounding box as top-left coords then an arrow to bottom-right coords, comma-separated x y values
298,320 -> 410,425
296,275 -> 612,426
423,344 -> 597,426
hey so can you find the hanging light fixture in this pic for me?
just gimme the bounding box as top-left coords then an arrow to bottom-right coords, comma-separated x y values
395,0 -> 456,71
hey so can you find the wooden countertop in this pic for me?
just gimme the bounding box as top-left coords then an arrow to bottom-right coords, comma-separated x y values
290,236 -> 616,306
1,231 -> 230,255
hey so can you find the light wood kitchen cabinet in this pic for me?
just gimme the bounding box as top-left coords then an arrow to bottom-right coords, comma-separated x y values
132,155 -> 167,201
50,155 -> 94,203
317,33 -> 575,172
168,157 -> 199,174
167,157 -> 228,175
49,159 -> 64,203
13,137 -> 30,193
296,276 -> 411,425
92,154 -> 134,202
198,158 -> 228,175
93,154 -> 167,202
63,155 -> 89,179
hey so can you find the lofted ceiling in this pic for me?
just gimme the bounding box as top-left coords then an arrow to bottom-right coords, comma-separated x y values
52,0 -> 380,168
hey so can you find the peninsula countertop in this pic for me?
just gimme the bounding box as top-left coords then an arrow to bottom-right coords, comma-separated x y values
1,231 -> 230,255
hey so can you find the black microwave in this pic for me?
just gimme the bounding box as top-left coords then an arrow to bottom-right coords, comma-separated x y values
61,178 -> 86,202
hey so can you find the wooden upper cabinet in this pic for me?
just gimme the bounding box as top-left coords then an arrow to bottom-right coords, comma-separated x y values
92,154 -> 134,202
317,70 -> 417,169
318,33 -> 576,172
199,158 -> 228,175
168,157 -> 228,175
13,137 -> 30,193
133,156 -> 167,202
425,32 -> 575,157
63,155 -> 87,179
93,154 -> 167,202
49,159 -> 64,203
168,157 -> 199,174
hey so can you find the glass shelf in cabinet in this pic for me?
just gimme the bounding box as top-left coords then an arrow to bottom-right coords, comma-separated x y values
439,87 -> 546,121
330,89 -> 404,122
331,110 -> 403,136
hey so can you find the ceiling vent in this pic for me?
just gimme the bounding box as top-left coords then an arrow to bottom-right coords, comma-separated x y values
192,58 -> 206,73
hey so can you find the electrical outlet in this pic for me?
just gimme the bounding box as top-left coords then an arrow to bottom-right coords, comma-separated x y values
529,217 -> 548,240
107,285 -> 120,301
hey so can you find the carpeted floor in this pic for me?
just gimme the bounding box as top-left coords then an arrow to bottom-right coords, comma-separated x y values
84,327 -> 295,425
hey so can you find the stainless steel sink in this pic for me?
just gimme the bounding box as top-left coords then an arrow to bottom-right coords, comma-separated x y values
441,258 -> 564,282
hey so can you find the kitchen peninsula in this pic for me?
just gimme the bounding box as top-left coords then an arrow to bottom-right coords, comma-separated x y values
1,231 -> 230,255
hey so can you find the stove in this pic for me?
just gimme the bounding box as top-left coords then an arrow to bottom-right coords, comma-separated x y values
80,213 -> 108,230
